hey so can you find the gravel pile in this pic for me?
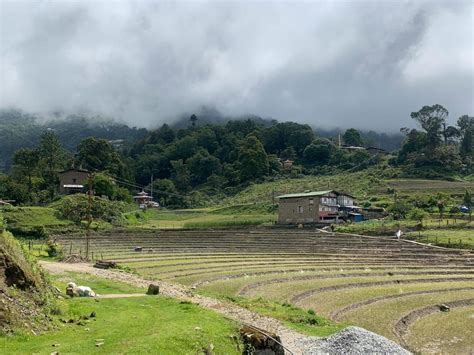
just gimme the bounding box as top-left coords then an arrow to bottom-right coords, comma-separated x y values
298,326 -> 410,355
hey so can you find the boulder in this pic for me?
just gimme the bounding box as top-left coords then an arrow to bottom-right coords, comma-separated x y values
147,284 -> 160,295
439,304 -> 450,312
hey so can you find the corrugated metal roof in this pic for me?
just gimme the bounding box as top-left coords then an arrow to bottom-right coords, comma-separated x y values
277,190 -> 333,199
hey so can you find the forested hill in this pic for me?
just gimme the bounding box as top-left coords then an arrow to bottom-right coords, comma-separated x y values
0,108 -> 403,172
0,104 -> 472,207
0,109 -> 147,171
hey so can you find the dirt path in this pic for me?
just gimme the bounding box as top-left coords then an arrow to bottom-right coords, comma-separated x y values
40,260 -> 308,354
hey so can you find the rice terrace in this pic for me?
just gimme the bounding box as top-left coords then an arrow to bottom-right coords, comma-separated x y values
54,228 -> 474,354
1,1 -> 474,353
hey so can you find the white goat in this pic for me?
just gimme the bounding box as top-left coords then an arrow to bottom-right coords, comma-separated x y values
67,282 -> 96,297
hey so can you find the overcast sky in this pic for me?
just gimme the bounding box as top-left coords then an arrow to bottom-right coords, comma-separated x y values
0,0 -> 472,131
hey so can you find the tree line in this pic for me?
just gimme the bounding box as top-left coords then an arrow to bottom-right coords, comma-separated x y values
0,104 -> 472,208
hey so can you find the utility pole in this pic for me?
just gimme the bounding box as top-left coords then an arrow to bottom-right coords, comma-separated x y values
86,172 -> 94,260
151,173 -> 154,200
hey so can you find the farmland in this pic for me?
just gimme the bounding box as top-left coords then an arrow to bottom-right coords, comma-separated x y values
53,228 -> 474,354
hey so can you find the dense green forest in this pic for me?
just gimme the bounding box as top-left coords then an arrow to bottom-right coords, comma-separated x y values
0,105 -> 472,208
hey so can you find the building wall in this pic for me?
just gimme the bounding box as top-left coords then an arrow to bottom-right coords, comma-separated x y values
59,170 -> 89,194
278,197 -> 320,224
337,195 -> 354,206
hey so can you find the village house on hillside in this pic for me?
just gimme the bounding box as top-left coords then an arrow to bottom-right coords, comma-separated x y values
58,168 -> 89,194
277,190 -> 361,224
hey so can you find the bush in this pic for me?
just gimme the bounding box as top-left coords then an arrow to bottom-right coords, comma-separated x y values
46,238 -> 61,257
56,194 -> 125,225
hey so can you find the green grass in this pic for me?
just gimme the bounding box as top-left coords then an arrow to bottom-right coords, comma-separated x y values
4,206 -> 71,227
2,273 -> 242,354
50,271 -> 145,294
123,206 -> 276,229
406,229 -> 474,249
223,296 -> 345,337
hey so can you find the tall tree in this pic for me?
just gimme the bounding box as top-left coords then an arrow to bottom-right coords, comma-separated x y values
238,136 -> 269,181
38,131 -> 68,198
410,105 -> 448,148
457,115 -> 473,157
464,190 -> 472,221
12,148 -> 39,192
343,128 -> 364,146
77,137 -> 124,175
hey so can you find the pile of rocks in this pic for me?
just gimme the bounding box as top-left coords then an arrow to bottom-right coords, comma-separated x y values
298,326 -> 410,355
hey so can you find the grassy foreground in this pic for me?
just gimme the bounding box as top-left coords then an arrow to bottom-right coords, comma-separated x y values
1,273 -> 242,354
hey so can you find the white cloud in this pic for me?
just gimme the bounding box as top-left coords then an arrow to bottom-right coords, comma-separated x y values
0,0 -> 472,130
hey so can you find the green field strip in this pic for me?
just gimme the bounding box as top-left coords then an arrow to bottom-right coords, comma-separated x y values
342,290 -> 474,342
177,267 -> 474,288
405,305 -> 474,354
240,272 -> 474,297
297,281 -> 474,317
132,258 -> 468,280
240,274 -> 474,302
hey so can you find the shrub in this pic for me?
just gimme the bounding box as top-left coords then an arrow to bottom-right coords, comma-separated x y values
46,238 -> 61,257
56,194 -> 125,225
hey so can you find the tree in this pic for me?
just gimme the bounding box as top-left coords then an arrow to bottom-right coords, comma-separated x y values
343,128 -> 363,146
189,114 -> 198,127
77,137 -> 124,175
464,190 -> 472,221
457,115 -> 473,158
12,148 -> 39,191
83,173 -> 131,202
187,149 -> 221,185
436,193 -> 447,219
410,105 -> 448,148
151,179 -> 186,207
303,143 -> 331,165
38,131 -> 68,199
407,207 -> 429,227
149,123 -> 175,144
238,136 -> 269,181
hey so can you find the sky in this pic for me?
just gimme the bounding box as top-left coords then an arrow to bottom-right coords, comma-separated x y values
0,0 -> 473,131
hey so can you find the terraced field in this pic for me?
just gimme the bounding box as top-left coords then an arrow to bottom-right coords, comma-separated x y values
55,229 -> 474,354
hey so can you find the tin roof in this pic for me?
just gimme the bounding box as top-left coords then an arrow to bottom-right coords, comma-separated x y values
277,190 -> 333,199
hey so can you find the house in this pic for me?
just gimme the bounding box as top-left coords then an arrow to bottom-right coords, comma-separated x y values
282,159 -> 294,170
59,168 -> 89,194
133,191 -> 153,208
366,147 -> 388,155
277,190 -> 339,224
335,191 -> 354,208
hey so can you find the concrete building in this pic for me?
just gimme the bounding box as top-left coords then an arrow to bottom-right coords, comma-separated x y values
277,190 -> 339,224
59,168 -> 89,194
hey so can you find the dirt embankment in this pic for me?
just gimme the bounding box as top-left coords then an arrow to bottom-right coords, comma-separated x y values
0,232 -> 57,334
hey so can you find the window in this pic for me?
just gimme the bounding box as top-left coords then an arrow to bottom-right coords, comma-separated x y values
72,178 -> 77,183
309,198 -> 314,205
298,206 -> 303,213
